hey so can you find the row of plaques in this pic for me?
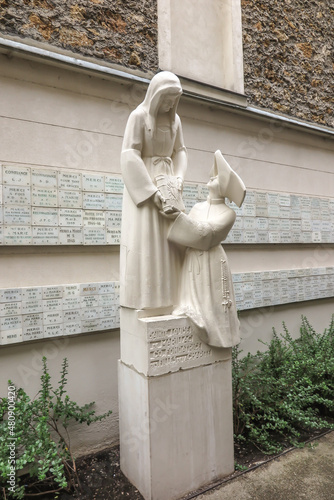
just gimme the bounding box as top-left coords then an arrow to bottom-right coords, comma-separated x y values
2,266 -> 334,345
0,281 -> 120,345
1,163 -> 334,245
232,266 -> 334,310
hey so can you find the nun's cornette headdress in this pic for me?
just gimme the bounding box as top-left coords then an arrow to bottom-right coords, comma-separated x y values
211,150 -> 246,207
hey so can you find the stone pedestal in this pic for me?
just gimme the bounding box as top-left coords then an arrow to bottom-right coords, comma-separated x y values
119,308 -> 234,500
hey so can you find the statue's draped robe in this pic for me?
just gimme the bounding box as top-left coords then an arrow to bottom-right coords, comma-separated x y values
120,74 -> 187,310
168,199 -> 240,348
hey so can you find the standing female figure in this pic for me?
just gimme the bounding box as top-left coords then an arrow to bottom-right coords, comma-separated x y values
120,71 -> 187,310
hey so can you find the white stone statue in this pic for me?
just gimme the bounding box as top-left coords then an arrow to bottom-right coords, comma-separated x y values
120,71 -> 187,310
168,150 -> 246,348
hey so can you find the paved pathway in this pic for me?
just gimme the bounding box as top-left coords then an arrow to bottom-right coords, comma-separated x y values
195,432 -> 334,500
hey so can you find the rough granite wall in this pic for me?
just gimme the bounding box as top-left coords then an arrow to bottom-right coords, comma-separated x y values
0,0 -> 333,127
242,0 -> 334,128
0,0 -> 158,73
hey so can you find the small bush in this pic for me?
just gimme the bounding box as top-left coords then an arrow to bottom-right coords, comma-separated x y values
0,357 -> 112,499
233,315 -> 334,454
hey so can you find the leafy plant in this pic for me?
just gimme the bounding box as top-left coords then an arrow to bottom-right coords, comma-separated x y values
0,357 -> 112,499
233,315 -> 334,454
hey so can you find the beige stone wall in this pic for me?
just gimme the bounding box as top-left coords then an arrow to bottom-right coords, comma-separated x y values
0,0 -> 158,72
1,50 -> 334,453
242,0 -> 334,128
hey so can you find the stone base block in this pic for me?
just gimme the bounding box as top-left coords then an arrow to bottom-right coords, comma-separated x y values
118,359 -> 234,500
120,307 -> 230,377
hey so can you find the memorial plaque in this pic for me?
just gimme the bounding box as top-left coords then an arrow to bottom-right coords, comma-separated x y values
83,211 -> 105,227
228,230 -> 243,243
59,208 -> 82,227
268,204 -> 280,217
319,198 -> 329,210
232,273 -> 243,283
198,185 -> 209,199
59,190 -> 83,208
81,295 -> 99,308
100,317 -> 117,330
22,289 -> 43,304
105,212 -> 122,228
243,231 -> 257,244
233,283 -> 243,294
63,322 -> 82,335
1,315 -> 22,330
321,220 -> 332,231
242,272 -> 254,282
301,219 -> 312,231
243,300 -> 255,309
32,187 -> 57,207
4,186 -> 31,205
257,231 -> 269,243
184,198 -> 195,213
4,205 -> 31,225
301,232 -> 312,243
268,218 -> 280,231
256,205 -> 268,217
243,204 -> 256,217
59,172 -> 82,191
104,175 -> 124,193
267,193 -> 279,205
243,217 -> 256,230
281,232 -> 291,243
321,209 -> 330,221
63,297 -> 81,311
81,307 -> 102,320
4,226 -> 32,245
22,313 -> 43,327
280,219 -> 291,231
63,284 -> 81,297
106,228 -> 121,245
233,217 -> 243,230
0,288 -> 22,303
32,169 -> 57,188
81,318 -> 101,332
253,272 -> 263,282
33,227 -> 59,245
63,309 -> 81,322
105,194 -> 123,211
280,206 -> 290,218
1,330 -> 23,345
0,301 -> 21,317
43,286 -> 63,300
99,282 -> 114,294
21,300 -> 43,314
312,220 -> 322,232
82,174 -> 104,192
3,166 -> 30,186
291,232 -> 303,243
32,207 -> 58,226
279,194 -> 291,206
59,228 -> 83,245
43,298 -> 62,312
83,192 -> 105,210
311,231 -> 322,243
44,324 -> 64,338
311,197 -> 320,209
242,282 -> 254,292
256,218 -> 268,230
301,208 -> 311,219
290,195 -> 300,207
300,197 -> 311,209
43,310 -> 63,325
290,205 -> 301,218
80,283 -> 99,295
290,219 -> 301,231
321,232 -> 331,243
244,191 -> 255,204
23,325 -> 44,341
255,191 -> 267,204
269,232 -> 280,243
183,184 -> 199,199
84,227 -> 106,245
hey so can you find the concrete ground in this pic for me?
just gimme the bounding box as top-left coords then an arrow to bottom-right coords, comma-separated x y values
196,432 -> 334,500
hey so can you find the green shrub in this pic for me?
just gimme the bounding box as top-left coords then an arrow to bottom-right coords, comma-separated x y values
233,315 -> 334,454
0,357 -> 112,499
